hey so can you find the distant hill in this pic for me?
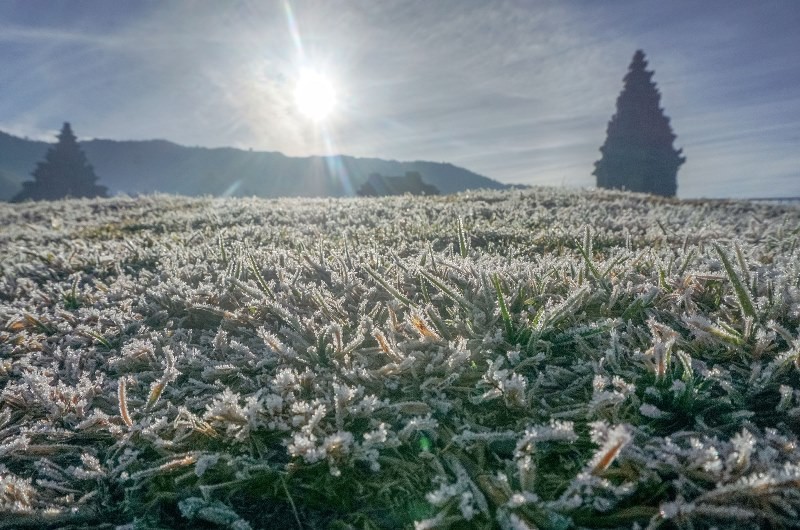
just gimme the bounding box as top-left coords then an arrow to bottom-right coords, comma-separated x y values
0,130 -> 508,201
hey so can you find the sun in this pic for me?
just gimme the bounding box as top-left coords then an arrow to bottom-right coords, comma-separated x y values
294,70 -> 337,123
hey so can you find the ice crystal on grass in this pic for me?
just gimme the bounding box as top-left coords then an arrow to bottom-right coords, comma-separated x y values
587,421 -> 633,474
478,356 -> 529,407
590,374 -> 635,413
1,189 -> 800,527
0,467 -> 36,513
178,497 -> 252,530
203,388 -> 251,440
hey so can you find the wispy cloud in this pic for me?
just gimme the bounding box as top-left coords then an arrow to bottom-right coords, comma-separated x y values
0,24 -> 116,45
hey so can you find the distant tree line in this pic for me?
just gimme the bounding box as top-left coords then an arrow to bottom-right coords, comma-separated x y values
11,122 -> 108,202
357,171 -> 439,197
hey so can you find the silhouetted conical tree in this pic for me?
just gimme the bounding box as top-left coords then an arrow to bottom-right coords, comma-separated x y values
594,50 -> 685,197
11,123 -> 108,202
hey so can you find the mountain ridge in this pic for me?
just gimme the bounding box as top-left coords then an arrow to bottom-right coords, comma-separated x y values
0,130 -> 508,200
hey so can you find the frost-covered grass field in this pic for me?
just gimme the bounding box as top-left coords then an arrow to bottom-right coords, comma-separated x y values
2,188 -> 800,529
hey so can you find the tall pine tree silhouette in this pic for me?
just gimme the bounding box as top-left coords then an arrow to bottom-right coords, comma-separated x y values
594,50 -> 684,197
12,122 -> 108,202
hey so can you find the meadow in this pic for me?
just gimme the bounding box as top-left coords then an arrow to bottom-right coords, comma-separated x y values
1,188 -> 800,529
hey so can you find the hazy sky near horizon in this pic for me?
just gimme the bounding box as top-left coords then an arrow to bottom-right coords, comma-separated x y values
1,0 -> 798,198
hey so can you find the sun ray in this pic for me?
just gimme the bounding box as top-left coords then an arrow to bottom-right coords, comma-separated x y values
281,0 -> 353,194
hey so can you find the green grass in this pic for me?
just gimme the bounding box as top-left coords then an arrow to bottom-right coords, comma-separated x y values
1,188 -> 800,529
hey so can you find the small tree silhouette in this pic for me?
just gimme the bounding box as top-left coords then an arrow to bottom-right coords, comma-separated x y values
594,50 -> 685,197
11,122 -> 108,202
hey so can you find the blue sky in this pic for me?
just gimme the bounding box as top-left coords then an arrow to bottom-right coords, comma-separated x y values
1,0 -> 798,198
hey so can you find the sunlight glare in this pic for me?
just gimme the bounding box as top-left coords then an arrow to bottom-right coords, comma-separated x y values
294,70 -> 337,122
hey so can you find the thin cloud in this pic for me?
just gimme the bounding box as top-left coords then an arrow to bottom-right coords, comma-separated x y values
0,24 -> 115,45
